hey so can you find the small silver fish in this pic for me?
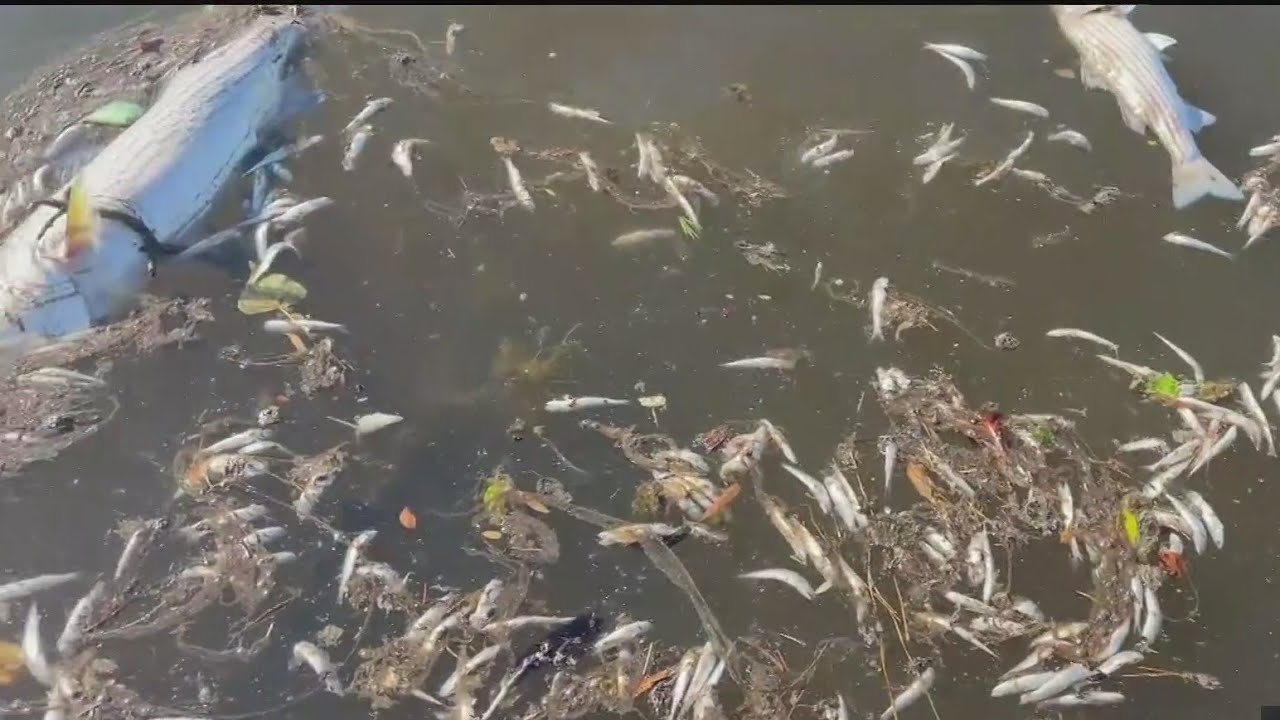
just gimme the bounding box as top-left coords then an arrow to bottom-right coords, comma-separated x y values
612,228 -> 678,249
0,572 -> 80,603
881,438 -> 897,504
1092,619 -> 1131,662
391,138 -> 430,179
869,277 -> 889,341
878,666 -> 936,720
1097,649 -> 1144,676
1249,140 -> 1280,158
344,97 -> 392,133
974,131 -> 1035,186
810,148 -> 856,169
1019,663 -> 1091,704
482,615 -> 576,634
502,156 -> 535,211
739,568 -> 817,601
594,620 -> 654,654
337,529 -> 377,603
342,126 -> 372,172
545,396 -> 631,413
991,670 -> 1057,698
922,42 -> 988,62
990,97 -> 1050,118
238,196 -> 334,230
781,463 -> 832,515
23,603 -> 55,687
1038,690 -> 1126,708
579,152 -> 602,192
1047,128 -> 1092,152
244,135 -> 324,176
56,581 -> 105,656
1140,582 -> 1162,647
719,354 -> 800,371
667,649 -> 698,720
291,641 -> 344,696
1153,332 -> 1205,384
469,579 -> 505,630
923,44 -> 981,90
263,318 -> 348,336
914,124 -> 965,166
1162,232 -> 1233,260
547,102 -> 611,124
445,23 -> 466,56
800,133 -> 839,165
1238,382 -> 1275,456
114,520 -> 163,585
1117,437 -> 1169,454
1182,490 -> 1224,549
439,644 -> 503,697
1165,492 -> 1208,554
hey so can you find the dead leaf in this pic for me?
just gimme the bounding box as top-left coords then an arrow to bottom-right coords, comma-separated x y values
905,461 -> 937,503
0,640 -> 23,687
286,332 -> 309,354
700,482 -> 742,523
481,529 -> 503,541
633,665 -> 677,698
398,506 -> 418,530
521,494 -> 550,514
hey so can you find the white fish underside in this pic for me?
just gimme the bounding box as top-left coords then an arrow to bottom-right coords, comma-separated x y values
0,15 -> 315,344
1051,6 -> 1242,209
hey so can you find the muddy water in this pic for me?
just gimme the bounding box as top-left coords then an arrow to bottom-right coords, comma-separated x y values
3,5 -> 1280,719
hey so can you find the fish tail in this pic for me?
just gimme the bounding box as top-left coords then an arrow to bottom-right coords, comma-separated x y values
1171,156 -> 1244,209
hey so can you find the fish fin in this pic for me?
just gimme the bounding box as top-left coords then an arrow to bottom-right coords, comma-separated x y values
1172,156 -> 1245,209
1144,32 -> 1177,52
1183,103 -> 1216,133
814,580 -> 833,595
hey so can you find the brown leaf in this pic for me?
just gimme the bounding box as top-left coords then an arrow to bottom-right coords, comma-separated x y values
286,332 -> 309,355
700,482 -> 742,524
521,494 -> 550,514
633,665 -> 677,698
905,461 -> 937,503
398,506 -> 418,530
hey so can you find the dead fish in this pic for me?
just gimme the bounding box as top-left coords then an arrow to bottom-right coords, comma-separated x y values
23,603 -> 55,687
597,523 -> 684,547
922,42 -> 988,62
244,135 -> 324,177
114,519 -> 164,586
1140,582 -> 1162,647
1250,139 -> 1280,158
1153,332 -> 1205,384
337,529 -> 377,604
247,236 -> 302,285
881,438 -> 897,504
1019,663 -> 1091,705
760,497 -> 809,562
719,351 -> 802,371
579,152 -> 602,192
800,133 -> 839,165
781,463 -> 832,514
1247,204 -> 1278,249
990,97 -> 1050,118
1097,649 -> 1144,676
501,156 -> 536,211
202,428 -> 272,455
1038,691 -> 1126,708
1092,619 -> 1131,662
739,568 -> 817,601
921,154 -> 955,184
810,148 -> 856,169
445,22 -> 466,56
1047,128 -> 1092,152
667,649 -> 699,720
237,196 -> 334,230
469,579 -> 505,630
594,620 -> 653,654
1046,327 -> 1119,354
869,277 -> 889,341
1162,232 -> 1233,260
547,102 -> 611,124
1165,492 -> 1208,554
878,666 -> 936,720
56,581 -> 104,656
823,465 -> 868,532
343,97 -> 392,133
342,125 -> 372,172
0,572 -> 80,603
1238,382 -> 1275,456
290,641 -> 344,696
974,131 -> 1035,186
1117,437 -> 1169,455
545,396 -> 631,413
944,590 -> 997,616
913,123 -> 965,166
483,615 -> 576,634
612,228 -> 678,249
263,318 -> 347,336
923,43 -> 982,90
917,612 -> 998,658
391,138 -> 430,179
439,644 -> 503,697
1182,490 -> 1224,549
991,670 -> 1057,698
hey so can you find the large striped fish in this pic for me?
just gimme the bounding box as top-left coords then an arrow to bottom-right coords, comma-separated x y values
1051,5 -> 1243,210
0,10 -> 323,351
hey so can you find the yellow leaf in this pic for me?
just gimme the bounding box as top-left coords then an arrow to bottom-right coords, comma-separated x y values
905,461 -> 937,503
0,640 -> 23,686
237,295 -> 283,316
1121,508 -> 1140,547
522,495 -> 550,514
481,530 -> 503,541
64,176 -> 99,261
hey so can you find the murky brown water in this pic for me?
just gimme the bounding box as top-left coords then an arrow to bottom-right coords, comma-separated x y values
4,5 -> 1280,719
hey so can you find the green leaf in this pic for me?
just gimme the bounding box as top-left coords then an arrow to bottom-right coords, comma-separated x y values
237,273 -> 307,316
1121,508 -> 1140,547
678,216 -> 701,241
1144,372 -> 1180,401
82,100 -> 145,128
